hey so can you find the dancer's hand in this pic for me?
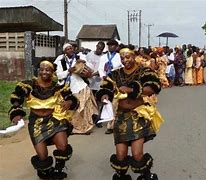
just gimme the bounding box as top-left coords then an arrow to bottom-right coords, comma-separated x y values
61,100 -> 72,112
12,115 -> 22,125
101,95 -> 109,104
119,86 -> 133,94
76,59 -> 86,64
68,67 -> 76,73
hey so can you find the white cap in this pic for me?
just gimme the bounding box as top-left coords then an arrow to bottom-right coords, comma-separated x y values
63,43 -> 72,51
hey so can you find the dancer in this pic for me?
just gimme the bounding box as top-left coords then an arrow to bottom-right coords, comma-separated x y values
9,59 -> 79,179
96,48 -> 164,180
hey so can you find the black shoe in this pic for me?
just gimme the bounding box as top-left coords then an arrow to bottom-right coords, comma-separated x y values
112,173 -> 132,180
37,167 -> 54,180
147,173 -> 158,180
96,123 -> 103,128
92,114 -> 100,124
137,173 -> 158,180
105,129 -> 113,134
51,169 -> 67,180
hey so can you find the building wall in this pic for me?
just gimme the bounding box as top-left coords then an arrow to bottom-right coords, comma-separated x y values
0,32 -> 61,81
35,33 -> 57,58
35,46 -> 56,57
0,51 -> 25,81
0,32 -> 25,80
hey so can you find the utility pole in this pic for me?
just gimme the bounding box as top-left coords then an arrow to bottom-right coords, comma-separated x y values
138,10 -> 142,48
64,0 -> 68,41
64,0 -> 71,41
127,10 -> 138,45
127,10 -> 130,45
145,24 -> 154,48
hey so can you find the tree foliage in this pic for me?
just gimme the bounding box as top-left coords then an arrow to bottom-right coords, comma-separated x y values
202,22 -> 206,34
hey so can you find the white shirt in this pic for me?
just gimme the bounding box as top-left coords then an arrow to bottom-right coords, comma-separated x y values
166,52 -> 175,74
98,52 -> 123,78
86,51 -> 103,90
54,54 -> 91,94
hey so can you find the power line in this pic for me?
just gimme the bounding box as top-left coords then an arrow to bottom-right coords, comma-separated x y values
138,10 -> 142,48
127,10 -> 138,45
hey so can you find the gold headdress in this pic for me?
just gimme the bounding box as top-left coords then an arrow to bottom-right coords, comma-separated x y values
40,60 -> 54,70
119,48 -> 135,56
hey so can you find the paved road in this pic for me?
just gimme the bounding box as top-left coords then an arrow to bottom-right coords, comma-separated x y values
1,86 -> 206,180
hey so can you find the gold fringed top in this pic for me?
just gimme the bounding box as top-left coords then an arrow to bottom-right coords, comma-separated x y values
10,79 -> 76,121
26,93 -> 59,109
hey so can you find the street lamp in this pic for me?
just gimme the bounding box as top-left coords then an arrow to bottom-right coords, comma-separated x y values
127,10 -> 138,44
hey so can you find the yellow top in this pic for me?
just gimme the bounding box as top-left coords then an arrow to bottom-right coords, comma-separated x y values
26,93 -> 59,109
26,92 -> 74,121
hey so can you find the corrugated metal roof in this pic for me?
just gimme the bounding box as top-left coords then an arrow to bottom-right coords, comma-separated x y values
77,24 -> 120,40
0,6 -> 63,32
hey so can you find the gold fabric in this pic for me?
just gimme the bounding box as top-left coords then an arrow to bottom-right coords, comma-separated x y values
106,77 -> 128,100
185,56 -> 194,85
26,84 -> 75,121
71,86 -> 98,134
52,95 -> 75,121
26,93 -> 59,109
156,56 -> 169,88
133,99 -> 164,132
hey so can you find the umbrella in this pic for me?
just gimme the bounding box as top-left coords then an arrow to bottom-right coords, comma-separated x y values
157,32 -> 179,46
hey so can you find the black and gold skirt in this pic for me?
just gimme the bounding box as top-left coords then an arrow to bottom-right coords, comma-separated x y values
28,112 -> 73,145
113,110 -> 156,145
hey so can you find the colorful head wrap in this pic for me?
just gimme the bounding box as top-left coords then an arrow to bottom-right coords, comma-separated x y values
151,47 -> 157,52
156,47 -> 164,54
175,45 -> 181,49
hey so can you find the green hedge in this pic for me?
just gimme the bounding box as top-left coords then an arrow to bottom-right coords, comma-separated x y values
0,81 -> 17,129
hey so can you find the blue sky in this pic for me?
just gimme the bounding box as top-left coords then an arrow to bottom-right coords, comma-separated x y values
1,0 -> 206,48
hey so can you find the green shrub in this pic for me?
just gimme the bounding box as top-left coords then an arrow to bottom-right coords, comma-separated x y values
0,80 -> 17,129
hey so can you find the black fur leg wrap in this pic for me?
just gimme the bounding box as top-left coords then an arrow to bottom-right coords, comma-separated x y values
110,154 -> 130,175
52,145 -> 73,179
53,144 -> 73,161
31,155 -> 53,170
130,153 -> 153,174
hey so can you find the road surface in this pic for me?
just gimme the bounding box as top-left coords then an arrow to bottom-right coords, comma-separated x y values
0,86 -> 206,180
